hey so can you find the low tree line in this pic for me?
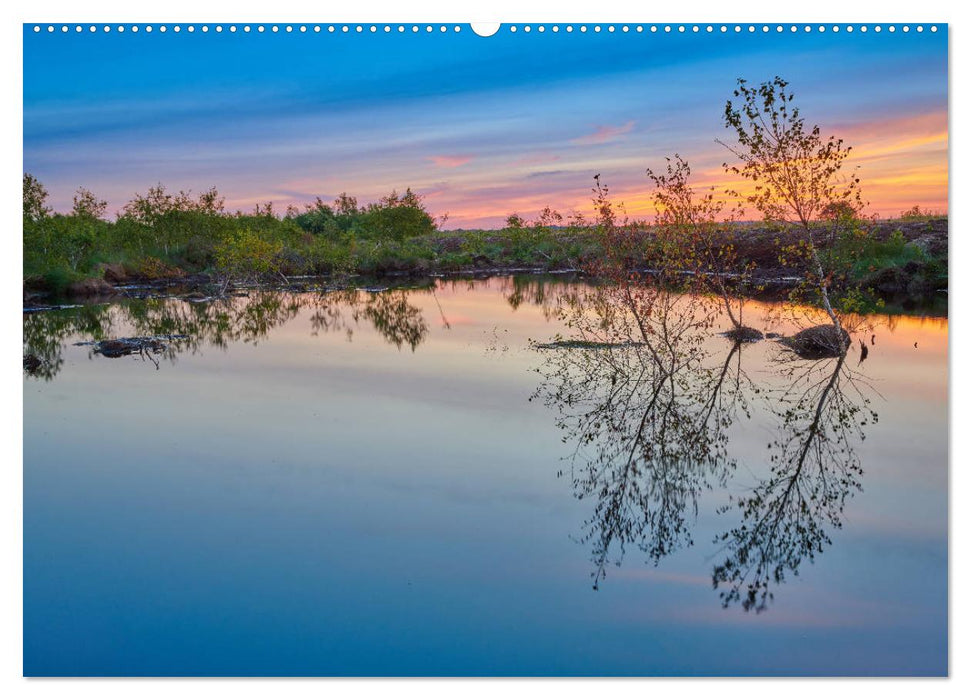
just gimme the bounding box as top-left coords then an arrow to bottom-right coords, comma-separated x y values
22,179 -> 438,291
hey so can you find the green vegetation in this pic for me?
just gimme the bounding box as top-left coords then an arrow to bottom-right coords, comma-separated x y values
22,179 -> 439,290
831,229 -> 923,277
21,176 -> 607,292
899,204 -> 945,221
23,169 -> 946,305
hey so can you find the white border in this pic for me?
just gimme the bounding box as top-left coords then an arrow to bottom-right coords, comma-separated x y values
3,1 -> 962,698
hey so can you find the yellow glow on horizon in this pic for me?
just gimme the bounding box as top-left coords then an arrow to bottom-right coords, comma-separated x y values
218,111 -> 947,227
570,115 -> 948,224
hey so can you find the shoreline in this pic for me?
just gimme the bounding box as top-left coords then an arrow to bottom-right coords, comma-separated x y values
24,216 -> 949,313
22,267 -> 948,320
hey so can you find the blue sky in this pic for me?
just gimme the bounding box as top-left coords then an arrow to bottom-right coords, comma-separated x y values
23,24 -> 948,226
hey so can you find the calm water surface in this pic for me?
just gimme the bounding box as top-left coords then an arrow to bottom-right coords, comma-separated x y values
23,276 -> 948,676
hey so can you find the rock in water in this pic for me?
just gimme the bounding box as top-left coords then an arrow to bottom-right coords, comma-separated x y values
722,326 -> 764,343
780,324 -> 851,358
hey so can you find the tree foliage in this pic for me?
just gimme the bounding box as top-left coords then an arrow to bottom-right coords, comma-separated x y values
23,173 -> 51,223
646,155 -> 756,332
72,187 -> 108,220
720,77 -> 867,351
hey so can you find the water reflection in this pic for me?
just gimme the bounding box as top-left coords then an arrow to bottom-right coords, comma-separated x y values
307,288 -> 429,349
502,275 -> 573,321
712,351 -> 877,612
23,303 -> 115,381
21,275 -> 938,617
532,282 -> 880,610
23,287 -> 431,380
531,284 -> 749,589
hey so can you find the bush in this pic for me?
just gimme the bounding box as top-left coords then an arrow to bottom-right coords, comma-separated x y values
291,191 -> 436,241
40,267 -> 79,296
824,227 -> 927,290
358,189 -> 436,241
137,256 -> 184,279
291,198 -> 340,237
899,205 -> 942,221
214,230 -> 284,282
23,214 -> 111,275
307,237 -> 354,275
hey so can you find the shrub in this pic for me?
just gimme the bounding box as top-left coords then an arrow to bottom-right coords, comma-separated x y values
23,214 -> 110,274
137,256 -> 184,279
214,230 -> 284,282
24,173 -> 51,223
291,197 -> 339,236
358,189 -> 436,241
900,205 -> 943,221
72,187 -> 108,220
307,237 -> 354,275
119,184 -> 228,255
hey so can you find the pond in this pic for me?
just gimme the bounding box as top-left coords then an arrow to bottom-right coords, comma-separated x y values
23,275 -> 948,676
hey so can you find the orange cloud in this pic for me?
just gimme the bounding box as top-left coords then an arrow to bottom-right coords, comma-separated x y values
572,120 -> 635,145
595,111 -> 948,223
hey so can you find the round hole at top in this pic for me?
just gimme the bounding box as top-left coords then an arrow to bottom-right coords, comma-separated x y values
470,23 -> 500,37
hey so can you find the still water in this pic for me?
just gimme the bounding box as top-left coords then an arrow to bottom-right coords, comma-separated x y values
23,275 -> 948,676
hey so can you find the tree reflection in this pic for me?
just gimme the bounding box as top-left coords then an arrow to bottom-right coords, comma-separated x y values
712,350 -> 877,612
306,288 -> 428,350
499,275 -> 578,321
534,283 -> 877,609
23,304 -> 115,381
532,285 -> 754,588
23,287 -> 430,380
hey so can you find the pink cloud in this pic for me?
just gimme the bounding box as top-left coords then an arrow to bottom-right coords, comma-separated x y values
572,120 -> 636,145
428,154 -> 474,168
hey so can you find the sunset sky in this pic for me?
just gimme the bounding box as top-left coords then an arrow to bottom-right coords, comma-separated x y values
23,24 -> 947,228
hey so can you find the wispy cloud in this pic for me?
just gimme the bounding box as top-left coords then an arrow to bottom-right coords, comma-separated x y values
572,120 -> 635,145
22,27 -> 947,228
512,151 -> 561,167
428,154 -> 474,168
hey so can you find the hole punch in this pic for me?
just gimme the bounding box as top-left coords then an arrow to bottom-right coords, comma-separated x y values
28,21 -> 925,38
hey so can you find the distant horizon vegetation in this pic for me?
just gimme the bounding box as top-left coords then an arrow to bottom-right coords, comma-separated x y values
23,177 -> 948,230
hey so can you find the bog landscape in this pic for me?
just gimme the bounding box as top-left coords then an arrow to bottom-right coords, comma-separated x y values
23,26 -> 947,677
